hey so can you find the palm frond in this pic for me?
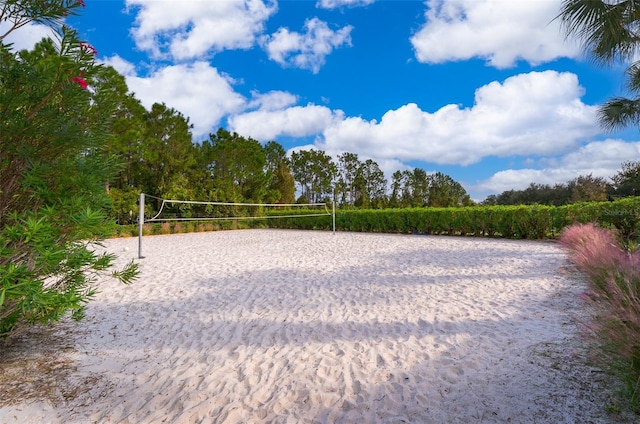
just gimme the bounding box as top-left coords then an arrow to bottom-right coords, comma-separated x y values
598,96 -> 640,131
625,61 -> 640,92
559,0 -> 640,64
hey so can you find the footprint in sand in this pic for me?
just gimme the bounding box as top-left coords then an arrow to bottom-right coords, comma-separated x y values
351,380 -> 362,394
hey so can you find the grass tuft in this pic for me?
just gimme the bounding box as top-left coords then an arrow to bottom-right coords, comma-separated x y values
560,223 -> 640,412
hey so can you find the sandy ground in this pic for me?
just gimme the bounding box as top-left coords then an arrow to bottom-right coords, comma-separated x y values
0,229 -> 634,423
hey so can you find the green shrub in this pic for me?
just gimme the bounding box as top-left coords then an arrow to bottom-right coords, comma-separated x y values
160,222 -> 172,235
118,197 -> 640,242
0,2 -> 138,338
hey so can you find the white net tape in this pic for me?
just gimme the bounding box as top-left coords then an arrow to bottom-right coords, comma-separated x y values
137,193 -> 336,258
144,194 -> 331,222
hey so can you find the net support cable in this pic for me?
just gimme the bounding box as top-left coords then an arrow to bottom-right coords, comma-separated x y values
138,193 -> 336,258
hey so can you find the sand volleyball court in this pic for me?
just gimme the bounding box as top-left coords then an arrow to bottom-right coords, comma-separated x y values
0,229 -> 631,423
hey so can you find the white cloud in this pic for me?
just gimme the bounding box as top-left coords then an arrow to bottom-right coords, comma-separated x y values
126,62 -> 246,140
261,17 -> 353,73
411,0 -> 581,68
316,0 -> 375,9
475,168 -> 574,194
559,139 -> 640,171
229,103 -> 343,140
126,0 -> 277,60
247,90 -> 298,111
475,139 -> 640,193
0,21 -> 54,51
319,71 -> 598,165
101,54 -> 137,77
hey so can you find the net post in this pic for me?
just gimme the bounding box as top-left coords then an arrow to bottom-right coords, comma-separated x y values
138,193 -> 145,259
332,198 -> 336,234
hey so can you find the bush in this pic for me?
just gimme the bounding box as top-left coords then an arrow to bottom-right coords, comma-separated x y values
119,197 -> 640,240
141,224 -> 154,236
559,223 -> 640,411
0,2 -> 137,338
160,222 -> 172,235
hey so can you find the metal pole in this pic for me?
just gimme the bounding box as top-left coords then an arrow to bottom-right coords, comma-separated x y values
332,198 -> 336,234
138,193 -> 145,259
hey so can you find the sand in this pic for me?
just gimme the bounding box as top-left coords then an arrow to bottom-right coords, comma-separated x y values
0,229 -> 631,423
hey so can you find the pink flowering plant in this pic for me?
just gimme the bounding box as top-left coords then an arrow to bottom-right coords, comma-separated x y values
560,223 -> 640,411
71,75 -> 88,89
0,0 -> 137,338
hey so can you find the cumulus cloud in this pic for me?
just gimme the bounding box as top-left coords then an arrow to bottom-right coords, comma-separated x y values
247,90 -> 298,111
475,168 -> 577,195
229,103 -> 343,140
316,0 -> 375,9
475,139 -> 640,194
126,62 -> 246,140
101,54 -> 137,77
318,71 -> 598,165
126,0 -> 277,60
261,17 -> 353,73
410,0 -> 581,68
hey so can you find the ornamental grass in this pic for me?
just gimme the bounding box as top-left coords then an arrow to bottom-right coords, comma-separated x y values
559,223 -> 640,412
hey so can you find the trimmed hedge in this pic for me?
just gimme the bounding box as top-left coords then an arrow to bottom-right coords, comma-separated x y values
267,197 -> 640,240
116,197 -> 640,241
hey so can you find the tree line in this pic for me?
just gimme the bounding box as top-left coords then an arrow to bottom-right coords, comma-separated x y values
483,162 -> 640,206
104,93 -> 474,222
96,61 -> 640,219
82,62 -> 640,221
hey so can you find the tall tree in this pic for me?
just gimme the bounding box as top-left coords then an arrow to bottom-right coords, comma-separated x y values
388,170 -> 404,208
407,168 -> 430,207
191,138 -> 217,200
100,68 -> 148,190
568,173 -> 610,202
612,160 -> 640,197
290,149 -> 336,203
141,103 -> 195,198
264,141 -> 287,176
207,129 -> 267,203
290,150 -> 313,202
269,162 -> 296,204
354,159 -> 388,208
311,150 -> 338,203
94,66 -> 148,223
427,172 -> 473,207
559,0 -> 640,132
264,141 -> 295,203
336,152 -> 362,206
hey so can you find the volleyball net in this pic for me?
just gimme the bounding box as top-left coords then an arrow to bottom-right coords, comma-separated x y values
137,193 -> 336,258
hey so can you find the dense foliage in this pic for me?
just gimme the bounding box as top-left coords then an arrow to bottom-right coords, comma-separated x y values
0,0 -> 137,338
126,196 -> 639,244
106,116 -> 476,222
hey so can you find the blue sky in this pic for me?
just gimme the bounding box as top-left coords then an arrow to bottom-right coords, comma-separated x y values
9,0 -> 640,201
